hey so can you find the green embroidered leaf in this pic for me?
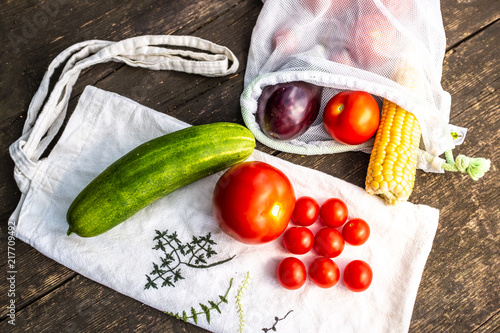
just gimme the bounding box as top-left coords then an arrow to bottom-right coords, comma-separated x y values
200,303 -> 211,324
153,229 -> 164,240
174,238 -> 182,248
165,311 -> 182,320
186,244 -> 195,254
206,246 -> 217,258
161,276 -> 174,288
191,307 -> 198,324
151,263 -> 166,276
162,277 -> 234,325
204,233 -> 216,245
152,263 -> 159,271
144,275 -> 157,290
153,239 -> 166,251
182,310 -> 188,322
195,253 -> 207,265
173,269 -> 184,282
178,244 -> 186,256
209,300 -> 221,314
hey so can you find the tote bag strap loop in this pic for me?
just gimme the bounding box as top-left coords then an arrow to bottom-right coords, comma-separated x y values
10,35 -> 239,189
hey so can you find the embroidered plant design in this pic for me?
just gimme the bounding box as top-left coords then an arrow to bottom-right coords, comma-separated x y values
145,229 -> 235,289
165,277 -> 233,324
262,310 -> 294,332
236,272 -> 251,333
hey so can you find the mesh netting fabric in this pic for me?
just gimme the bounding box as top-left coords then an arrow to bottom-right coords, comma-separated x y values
241,0 -> 454,161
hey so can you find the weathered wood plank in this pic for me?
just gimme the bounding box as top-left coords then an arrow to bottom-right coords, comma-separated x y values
441,0 -> 500,49
0,241 -> 76,320
408,20 -> 500,333
0,274 -> 210,332
442,21 -> 499,120
476,311 -> 500,333
0,0 -> 246,121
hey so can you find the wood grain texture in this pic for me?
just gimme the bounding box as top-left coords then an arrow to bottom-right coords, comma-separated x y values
0,0 -> 498,332
408,18 -> 499,333
0,274 -> 210,333
441,0 -> 500,49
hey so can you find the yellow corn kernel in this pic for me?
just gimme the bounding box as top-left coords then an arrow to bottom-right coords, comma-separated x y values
365,99 -> 421,204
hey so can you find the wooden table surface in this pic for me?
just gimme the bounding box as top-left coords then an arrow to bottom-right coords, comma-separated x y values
1,1 -> 498,332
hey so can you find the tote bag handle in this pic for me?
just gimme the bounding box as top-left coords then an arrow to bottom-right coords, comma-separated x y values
10,35 -> 239,192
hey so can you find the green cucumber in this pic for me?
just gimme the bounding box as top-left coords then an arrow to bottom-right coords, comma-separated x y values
66,122 -> 255,237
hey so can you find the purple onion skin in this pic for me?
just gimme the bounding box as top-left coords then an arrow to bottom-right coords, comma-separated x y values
256,81 -> 322,141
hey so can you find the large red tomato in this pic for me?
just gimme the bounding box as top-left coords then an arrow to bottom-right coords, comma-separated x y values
323,91 -> 380,145
212,161 -> 296,245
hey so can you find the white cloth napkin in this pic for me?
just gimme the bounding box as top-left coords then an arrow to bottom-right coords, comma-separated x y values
10,85 -> 438,333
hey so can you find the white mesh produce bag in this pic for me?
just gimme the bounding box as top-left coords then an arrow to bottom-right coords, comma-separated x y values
241,0 -> 455,170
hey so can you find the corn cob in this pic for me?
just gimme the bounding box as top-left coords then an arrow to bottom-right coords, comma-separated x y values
365,99 -> 421,204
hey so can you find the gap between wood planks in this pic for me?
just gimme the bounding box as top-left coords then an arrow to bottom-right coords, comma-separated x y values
0,272 -> 77,322
472,308 -> 500,332
445,17 -> 500,52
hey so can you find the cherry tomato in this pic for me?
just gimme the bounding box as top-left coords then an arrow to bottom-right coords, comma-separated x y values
283,227 -> 314,255
276,257 -> 307,290
308,257 -> 340,288
323,91 -> 380,145
344,260 -> 373,292
342,218 -> 370,246
292,196 -> 320,226
213,161 -> 295,245
314,227 -> 345,258
350,13 -> 397,67
319,198 -> 348,228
